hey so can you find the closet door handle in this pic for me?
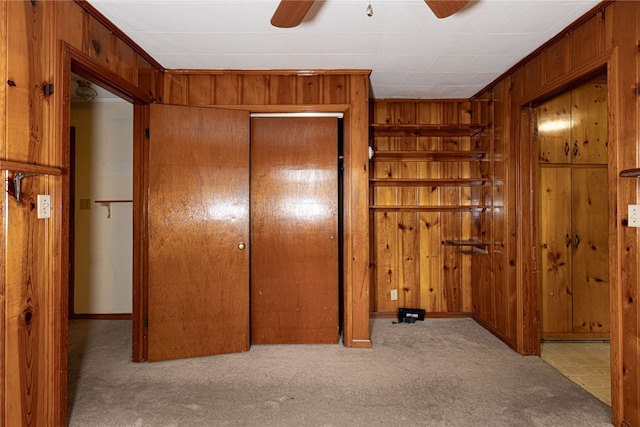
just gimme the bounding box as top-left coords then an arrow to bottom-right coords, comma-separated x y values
574,234 -> 580,249
566,233 -> 571,247
564,142 -> 570,156
237,242 -> 246,250
573,142 -> 579,157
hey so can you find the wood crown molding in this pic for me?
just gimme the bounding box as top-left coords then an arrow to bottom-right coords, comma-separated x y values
166,69 -> 372,76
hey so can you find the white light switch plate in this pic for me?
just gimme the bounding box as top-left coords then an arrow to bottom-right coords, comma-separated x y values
37,195 -> 51,219
390,289 -> 398,301
629,205 -> 640,227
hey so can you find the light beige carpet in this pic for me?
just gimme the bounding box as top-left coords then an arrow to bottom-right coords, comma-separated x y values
67,318 -> 612,426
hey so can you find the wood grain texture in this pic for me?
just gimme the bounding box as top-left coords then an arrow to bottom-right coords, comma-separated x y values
476,2 -> 638,423
544,34 -> 571,84
147,104 -> 251,361
2,1 -> 164,425
163,70 -> 371,347
609,2 -> 640,424
571,167 -> 609,335
539,167 -> 573,334
4,2 -> 58,425
370,100 -> 486,315
250,117 -> 339,344
0,4 -> 6,424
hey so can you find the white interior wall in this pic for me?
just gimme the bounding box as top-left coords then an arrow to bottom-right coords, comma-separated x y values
71,99 -> 133,314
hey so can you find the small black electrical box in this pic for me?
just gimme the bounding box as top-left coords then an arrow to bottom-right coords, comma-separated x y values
398,307 -> 426,323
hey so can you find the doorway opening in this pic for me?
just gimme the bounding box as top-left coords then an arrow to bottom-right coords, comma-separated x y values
533,71 -> 611,406
69,73 -> 134,320
67,72 -> 134,419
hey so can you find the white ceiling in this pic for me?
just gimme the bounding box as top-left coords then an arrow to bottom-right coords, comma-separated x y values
86,0 -> 602,99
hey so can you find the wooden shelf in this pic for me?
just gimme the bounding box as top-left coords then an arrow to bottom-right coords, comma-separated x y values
372,150 -> 485,162
369,205 -> 489,212
370,178 -> 485,187
443,239 -> 489,255
0,160 -> 62,176
369,124 -> 485,138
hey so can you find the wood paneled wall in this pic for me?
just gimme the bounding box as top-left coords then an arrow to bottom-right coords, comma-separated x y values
2,1 -> 163,425
473,2 -> 638,425
369,99 -> 489,316
4,0 -> 640,425
163,71 -> 355,106
162,69 -> 372,350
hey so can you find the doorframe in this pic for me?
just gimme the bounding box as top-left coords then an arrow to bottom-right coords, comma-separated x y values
514,50 -> 621,421
58,41 -> 154,425
249,113 -> 345,342
531,77 -> 609,341
212,103 -> 370,349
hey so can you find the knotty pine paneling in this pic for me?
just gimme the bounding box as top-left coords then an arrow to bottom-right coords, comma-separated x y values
3,1 -> 164,426
86,15 -> 137,84
269,75 -> 296,104
55,1 -> 84,50
166,71 -> 353,107
187,74 -> 214,105
296,75 -> 322,104
608,2 -> 639,425
215,74 -> 241,104
165,73 -> 188,104
241,74 -> 269,105
370,100 -> 486,315
137,56 -> 163,101
4,3 -> 57,426
520,57 -> 542,97
323,74 -> 349,104
476,1 -> 638,423
571,12 -> 606,66
544,34 -> 572,84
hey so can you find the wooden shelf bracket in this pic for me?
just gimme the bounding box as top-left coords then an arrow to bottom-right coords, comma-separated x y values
1,160 -> 63,206
443,239 -> 490,255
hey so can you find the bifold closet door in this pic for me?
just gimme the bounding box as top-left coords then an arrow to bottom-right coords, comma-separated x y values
250,117 -> 339,344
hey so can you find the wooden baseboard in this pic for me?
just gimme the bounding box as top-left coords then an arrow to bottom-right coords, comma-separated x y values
541,332 -> 610,341
69,313 -> 132,320
472,313 -> 519,351
370,311 -> 472,319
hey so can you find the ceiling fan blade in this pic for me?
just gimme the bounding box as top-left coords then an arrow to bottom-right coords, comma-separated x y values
271,0 -> 315,28
424,0 -> 469,19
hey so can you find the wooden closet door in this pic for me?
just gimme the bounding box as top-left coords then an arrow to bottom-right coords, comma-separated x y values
147,104 -> 250,361
539,167 -> 573,334
537,91 -> 572,164
571,167 -> 609,334
250,117 -> 339,344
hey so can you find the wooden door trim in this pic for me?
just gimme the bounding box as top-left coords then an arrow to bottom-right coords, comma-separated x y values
516,53 -> 612,353
58,41 -> 154,425
516,50 -> 621,423
232,103 -> 371,348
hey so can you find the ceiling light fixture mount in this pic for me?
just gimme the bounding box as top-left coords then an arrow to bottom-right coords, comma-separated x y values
75,79 -> 98,101
366,1 -> 373,17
